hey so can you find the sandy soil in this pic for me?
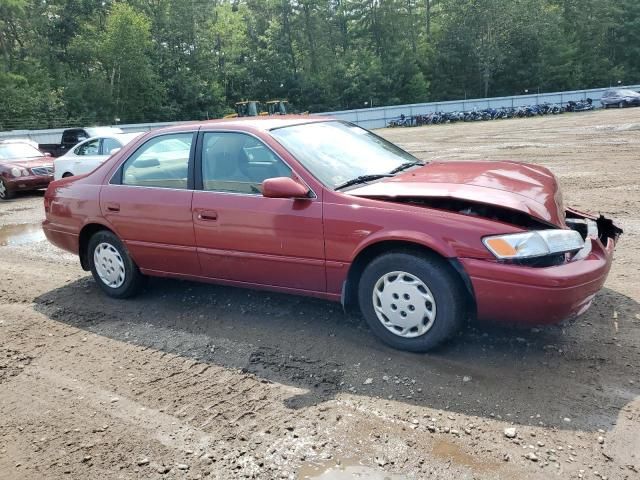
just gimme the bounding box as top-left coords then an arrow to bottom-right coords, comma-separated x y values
1,108 -> 639,480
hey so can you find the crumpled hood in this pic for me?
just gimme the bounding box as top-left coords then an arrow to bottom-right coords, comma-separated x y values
347,161 -> 566,226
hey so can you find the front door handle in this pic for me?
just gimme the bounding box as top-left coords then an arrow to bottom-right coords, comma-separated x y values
197,210 -> 218,221
106,202 -> 120,212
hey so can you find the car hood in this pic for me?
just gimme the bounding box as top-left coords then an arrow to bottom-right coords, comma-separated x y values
2,157 -> 51,168
346,161 -> 566,226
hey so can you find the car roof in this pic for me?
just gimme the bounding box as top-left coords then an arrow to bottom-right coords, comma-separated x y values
83,126 -> 124,136
0,138 -> 38,145
78,132 -> 142,143
151,115 -> 334,136
113,132 -> 143,142
201,115 -> 333,131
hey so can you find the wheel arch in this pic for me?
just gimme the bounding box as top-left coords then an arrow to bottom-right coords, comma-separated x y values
78,222 -> 115,271
342,239 -> 476,315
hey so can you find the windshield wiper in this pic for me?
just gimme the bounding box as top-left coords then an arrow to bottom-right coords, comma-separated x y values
388,161 -> 424,175
334,174 -> 394,191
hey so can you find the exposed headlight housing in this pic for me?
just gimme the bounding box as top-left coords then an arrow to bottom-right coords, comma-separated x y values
483,230 -> 584,260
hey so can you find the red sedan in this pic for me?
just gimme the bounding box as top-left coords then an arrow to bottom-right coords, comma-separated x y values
42,118 -> 622,351
0,140 -> 54,200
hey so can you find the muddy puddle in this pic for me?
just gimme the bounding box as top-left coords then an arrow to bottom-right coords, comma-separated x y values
296,458 -> 408,480
432,439 -> 498,473
0,223 -> 46,247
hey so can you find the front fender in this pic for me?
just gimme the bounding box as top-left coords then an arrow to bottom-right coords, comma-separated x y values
350,229 -> 457,261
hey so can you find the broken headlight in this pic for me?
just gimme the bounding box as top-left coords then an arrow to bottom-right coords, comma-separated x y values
483,230 -> 584,260
565,218 -> 598,240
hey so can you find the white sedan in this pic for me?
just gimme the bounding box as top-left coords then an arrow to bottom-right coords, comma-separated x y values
54,133 -> 142,180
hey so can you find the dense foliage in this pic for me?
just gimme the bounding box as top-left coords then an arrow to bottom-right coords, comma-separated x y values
0,0 -> 638,129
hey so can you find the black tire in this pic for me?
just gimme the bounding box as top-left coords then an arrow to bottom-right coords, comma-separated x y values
358,251 -> 468,352
0,179 -> 15,200
62,172 -> 73,178
88,230 -> 145,298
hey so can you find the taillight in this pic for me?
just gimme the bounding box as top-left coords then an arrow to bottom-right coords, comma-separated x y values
44,195 -> 51,213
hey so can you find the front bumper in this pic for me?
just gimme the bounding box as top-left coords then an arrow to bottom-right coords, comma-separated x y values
4,174 -> 53,192
460,236 -> 616,325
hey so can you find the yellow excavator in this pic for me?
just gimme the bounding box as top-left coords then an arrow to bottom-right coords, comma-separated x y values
223,99 -> 307,118
265,100 -> 289,115
223,101 -> 268,118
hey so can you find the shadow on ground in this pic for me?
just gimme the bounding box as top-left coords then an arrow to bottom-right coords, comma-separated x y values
34,276 -> 639,433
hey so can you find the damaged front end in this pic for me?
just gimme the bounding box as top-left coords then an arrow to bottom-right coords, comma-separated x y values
367,196 -> 623,268
565,208 -> 623,247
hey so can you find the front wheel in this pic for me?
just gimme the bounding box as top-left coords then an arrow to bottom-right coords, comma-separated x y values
88,230 -> 145,298
358,252 -> 468,352
0,179 -> 15,200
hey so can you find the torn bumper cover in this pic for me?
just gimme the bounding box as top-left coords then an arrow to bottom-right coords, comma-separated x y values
460,211 -> 622,325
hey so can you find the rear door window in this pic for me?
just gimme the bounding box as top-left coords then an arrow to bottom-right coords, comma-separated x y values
102,137 -> 121,155
121,133 -> 194,189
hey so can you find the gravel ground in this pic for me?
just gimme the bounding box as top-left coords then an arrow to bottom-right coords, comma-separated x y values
0,108 -> 639,480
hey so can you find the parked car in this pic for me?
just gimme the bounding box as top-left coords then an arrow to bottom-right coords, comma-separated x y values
0,140 -> 54,200
42,118 -> 622,352
600,89 -> 640,108
39,127 -> 124,157
54,132 -> 142,180
0,137 -> 41,150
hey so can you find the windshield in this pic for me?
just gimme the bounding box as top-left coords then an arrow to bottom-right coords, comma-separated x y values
0,143 -> 43,160
271,121 -> 421,189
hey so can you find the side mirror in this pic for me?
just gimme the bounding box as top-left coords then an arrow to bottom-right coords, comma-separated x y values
262,177 -> 310,199
109,147 -> 121,155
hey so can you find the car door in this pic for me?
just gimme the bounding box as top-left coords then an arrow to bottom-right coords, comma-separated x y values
191,131 -> 325,293
71,138 -> 105,176
100,131 -> 200,276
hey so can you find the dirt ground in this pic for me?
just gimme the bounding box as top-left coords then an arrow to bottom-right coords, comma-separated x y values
1,108 -> 639,480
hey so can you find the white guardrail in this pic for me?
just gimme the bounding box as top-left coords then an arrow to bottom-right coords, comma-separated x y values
1,84 -> 638,143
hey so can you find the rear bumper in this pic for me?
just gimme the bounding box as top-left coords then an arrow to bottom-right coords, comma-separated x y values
42,220 -> 79,255
4,174 -> 53,192
460,238 -> 615,325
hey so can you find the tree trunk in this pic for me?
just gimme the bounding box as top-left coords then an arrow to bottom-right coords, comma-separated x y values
425,0 -> 431,41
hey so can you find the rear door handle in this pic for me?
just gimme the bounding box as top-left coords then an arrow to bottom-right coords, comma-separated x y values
106,202 -> 120,212
198,210 -> 218,221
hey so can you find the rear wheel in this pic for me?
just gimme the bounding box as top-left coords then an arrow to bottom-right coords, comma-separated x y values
88,230 -> 145,298
0,179 -> 14,200
62,172 -> 73,178
358,251 -> 468,352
